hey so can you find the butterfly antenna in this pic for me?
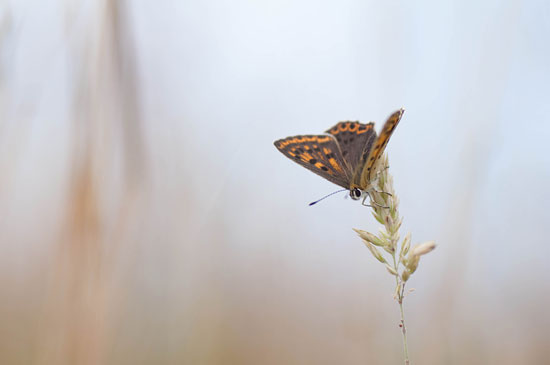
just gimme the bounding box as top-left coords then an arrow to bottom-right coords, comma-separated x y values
309,189 -> 348,206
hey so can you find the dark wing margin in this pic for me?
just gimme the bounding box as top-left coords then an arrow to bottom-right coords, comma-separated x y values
325,121 -> 376,170
274,134 -> 351,189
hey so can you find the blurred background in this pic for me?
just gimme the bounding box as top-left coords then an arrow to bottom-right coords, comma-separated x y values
1,0 -> 549,364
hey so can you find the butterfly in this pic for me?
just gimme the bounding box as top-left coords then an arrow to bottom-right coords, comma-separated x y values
274,109 -> 404,205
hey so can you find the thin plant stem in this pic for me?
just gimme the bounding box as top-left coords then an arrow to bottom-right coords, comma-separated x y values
399,297 -> 409,365
393,252 -> 409,364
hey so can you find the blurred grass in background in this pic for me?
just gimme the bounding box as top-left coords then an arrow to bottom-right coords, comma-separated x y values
0,0 -> 549,364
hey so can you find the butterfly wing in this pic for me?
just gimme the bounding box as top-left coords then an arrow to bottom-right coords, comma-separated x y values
274,134 -> 352,189
325,121 -> 377,170
360,109 -> 404,187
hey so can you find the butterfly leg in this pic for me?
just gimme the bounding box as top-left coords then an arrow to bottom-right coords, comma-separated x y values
361,192 -> 373,207
361,191 -> 390,209
370,199 -> 390,209
361,201 -> 375,208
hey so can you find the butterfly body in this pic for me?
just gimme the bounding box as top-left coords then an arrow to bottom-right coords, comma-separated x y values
274,109 -> 404,203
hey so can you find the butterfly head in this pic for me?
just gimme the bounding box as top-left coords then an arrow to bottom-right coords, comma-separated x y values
350,187 -> 363,201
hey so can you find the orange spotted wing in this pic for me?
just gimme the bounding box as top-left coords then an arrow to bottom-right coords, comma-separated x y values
359,109 -> 404,187
273,134 -> 352,188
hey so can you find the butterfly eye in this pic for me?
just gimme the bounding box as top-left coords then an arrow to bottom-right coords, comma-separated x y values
350,188 -> 362,200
